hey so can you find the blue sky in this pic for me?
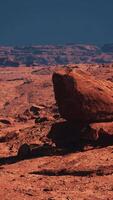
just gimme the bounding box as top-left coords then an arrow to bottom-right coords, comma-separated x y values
0,0 -> 113,45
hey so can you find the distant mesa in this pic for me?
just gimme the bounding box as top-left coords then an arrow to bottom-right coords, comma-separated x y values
0,44 -> 113,67
101,44 -> 113,53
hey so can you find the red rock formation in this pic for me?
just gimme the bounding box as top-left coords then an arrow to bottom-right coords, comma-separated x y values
52,69 -> 113,123
82,122 -> 113,142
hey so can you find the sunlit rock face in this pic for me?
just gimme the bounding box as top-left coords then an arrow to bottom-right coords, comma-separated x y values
52,69 -> 113,123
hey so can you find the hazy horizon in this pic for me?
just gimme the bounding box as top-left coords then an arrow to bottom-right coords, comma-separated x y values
0,43 -> 113,47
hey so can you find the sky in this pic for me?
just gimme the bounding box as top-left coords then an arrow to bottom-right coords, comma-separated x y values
0,0 -> 113,45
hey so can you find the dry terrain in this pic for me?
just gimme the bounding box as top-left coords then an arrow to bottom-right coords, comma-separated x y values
0,64 -> 113,200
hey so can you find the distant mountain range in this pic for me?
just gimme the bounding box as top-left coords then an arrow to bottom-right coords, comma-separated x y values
0,44 -> 113,67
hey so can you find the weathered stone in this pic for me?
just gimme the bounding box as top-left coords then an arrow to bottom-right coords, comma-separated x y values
35,116 -> 48,123
89,122 -> 113,141
17,143 -> 31,158
30,105 -> 40,115
52,69 -> 113,123
0,118 -> 11,125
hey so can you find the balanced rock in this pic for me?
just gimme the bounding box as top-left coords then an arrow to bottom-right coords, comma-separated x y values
52,69 -> 113,123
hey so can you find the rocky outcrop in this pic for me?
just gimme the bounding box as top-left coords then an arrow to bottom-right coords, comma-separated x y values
52,69 -> 113,123
51,69 -> 113,146
82,122 -> 113,144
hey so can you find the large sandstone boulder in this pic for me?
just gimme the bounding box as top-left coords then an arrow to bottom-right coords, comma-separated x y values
52,69 -> 113,123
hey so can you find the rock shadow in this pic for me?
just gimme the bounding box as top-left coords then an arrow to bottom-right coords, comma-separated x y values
48,121 -> 113,149
29,165 -> 113,177
0,144 -> 72,166
48,121 -> 86,150
0,121 -> 113,166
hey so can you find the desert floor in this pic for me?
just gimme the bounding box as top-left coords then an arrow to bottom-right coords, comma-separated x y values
0,65 -> 113,200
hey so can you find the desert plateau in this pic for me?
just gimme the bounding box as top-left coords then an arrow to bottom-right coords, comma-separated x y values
0,0 -> 113,199
0,63 -> 113,200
